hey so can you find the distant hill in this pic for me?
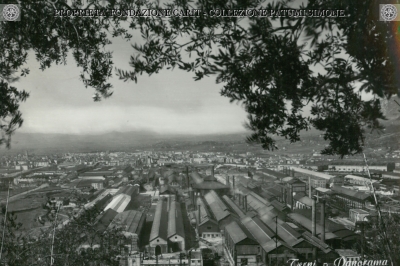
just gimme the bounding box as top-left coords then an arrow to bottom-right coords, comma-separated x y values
2,97 -> 399,155
0,131 -> 250,155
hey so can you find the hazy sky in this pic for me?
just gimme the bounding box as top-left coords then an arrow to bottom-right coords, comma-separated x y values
17,30 -> 249,135
16,0 -> 373,136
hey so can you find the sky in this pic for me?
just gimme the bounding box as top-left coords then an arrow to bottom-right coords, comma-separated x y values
15,0 -> 378,136
17,30 -> 249,136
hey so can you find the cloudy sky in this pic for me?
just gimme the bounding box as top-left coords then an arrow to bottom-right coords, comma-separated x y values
17,29 -> 249,136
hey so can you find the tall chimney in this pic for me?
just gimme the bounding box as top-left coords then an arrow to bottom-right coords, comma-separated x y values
186,166 -> 189,189
284,188 -> 287,205
308,176 -> 312,198
233,175 -> 236,199
211,165 -> 214,178
244,195 -> 248,213
197,204 -> 201,237
321,200 -> 326,243
289,187 -> 293,210
198,204 -> 201,223
312,196 -> 316,237
191,190 -> 195,209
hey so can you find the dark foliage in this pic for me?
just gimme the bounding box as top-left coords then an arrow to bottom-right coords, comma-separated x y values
0,0 -> 398,158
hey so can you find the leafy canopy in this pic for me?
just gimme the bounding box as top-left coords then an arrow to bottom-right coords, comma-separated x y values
1,0 -> 398,157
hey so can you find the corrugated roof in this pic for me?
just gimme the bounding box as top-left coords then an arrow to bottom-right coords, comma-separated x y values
225,221 -> 249,244
257,169 -> 287,179
192,181 -> 229,190
247,193 -> 271,212
167,200 -> 185,239
204,191 -> 230,222
345,175 -> 378,183
149,200 -> 169,242
241,216 -> 273,247
280,223 -> 302,239
108,210 -> 145,234
104,194 -> 131,213
298,196 -> 313,206
331,185 -> 371,200
301,231 -> 332,253
287,213 -> 338,240
289,167 -> 334,180
262,239 -> 284,253
222,195 -> 246,218
270,200 -> 288,212
96,209 -> 118,232
196,197 -> 213,225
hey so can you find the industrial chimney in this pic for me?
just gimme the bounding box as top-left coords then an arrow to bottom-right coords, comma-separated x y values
186,166 -> 190,189
233,175 -> 236,199
211,165 -> 214,178
198,204 -> 201,224
312,196 -> 316,237
321,200 -> 326,243
308,176 -> 312,198
244,195 -> 248,213
198,204 -> 201,237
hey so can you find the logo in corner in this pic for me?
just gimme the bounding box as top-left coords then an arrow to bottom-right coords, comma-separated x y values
2,4 -> 20,21
381,4 -> 398,21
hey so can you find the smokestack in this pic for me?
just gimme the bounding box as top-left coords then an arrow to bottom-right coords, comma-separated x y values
321,200 -> 326,243
312,196 -> 316,237
233,175 -> 236,199
186,166 -> 189,189
244,195 -> 248,213
289,187 -> 293,210
211,166 -> 214,178
283,188 -> 287,205
309,176 -> 312,198
191,190 -> 195,209
198,204 -> 201,223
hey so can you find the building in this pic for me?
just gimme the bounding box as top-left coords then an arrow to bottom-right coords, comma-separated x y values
149,200 -> 169,255
281,178 -> 307,210
224,221 -> 259,266
108,210 -> 146,252
308,177 -> 327,189
149,198 -> 186,255
196,197 -> 220,239
91,180 -> 104,190
335,249 -> 361,262
331,185 -> 373,211
286,166 -> 334,181
167,200 -> 186,252
203,190 -> 233,230
344,175 -> 379,186
104,193 -> 131,213
349,209 -> 370,223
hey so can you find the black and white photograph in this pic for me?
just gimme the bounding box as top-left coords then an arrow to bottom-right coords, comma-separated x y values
0,0 -> 399,265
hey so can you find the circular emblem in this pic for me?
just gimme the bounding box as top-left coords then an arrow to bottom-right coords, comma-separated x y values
381,4 -> 398,21
2,4 -> 19,21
